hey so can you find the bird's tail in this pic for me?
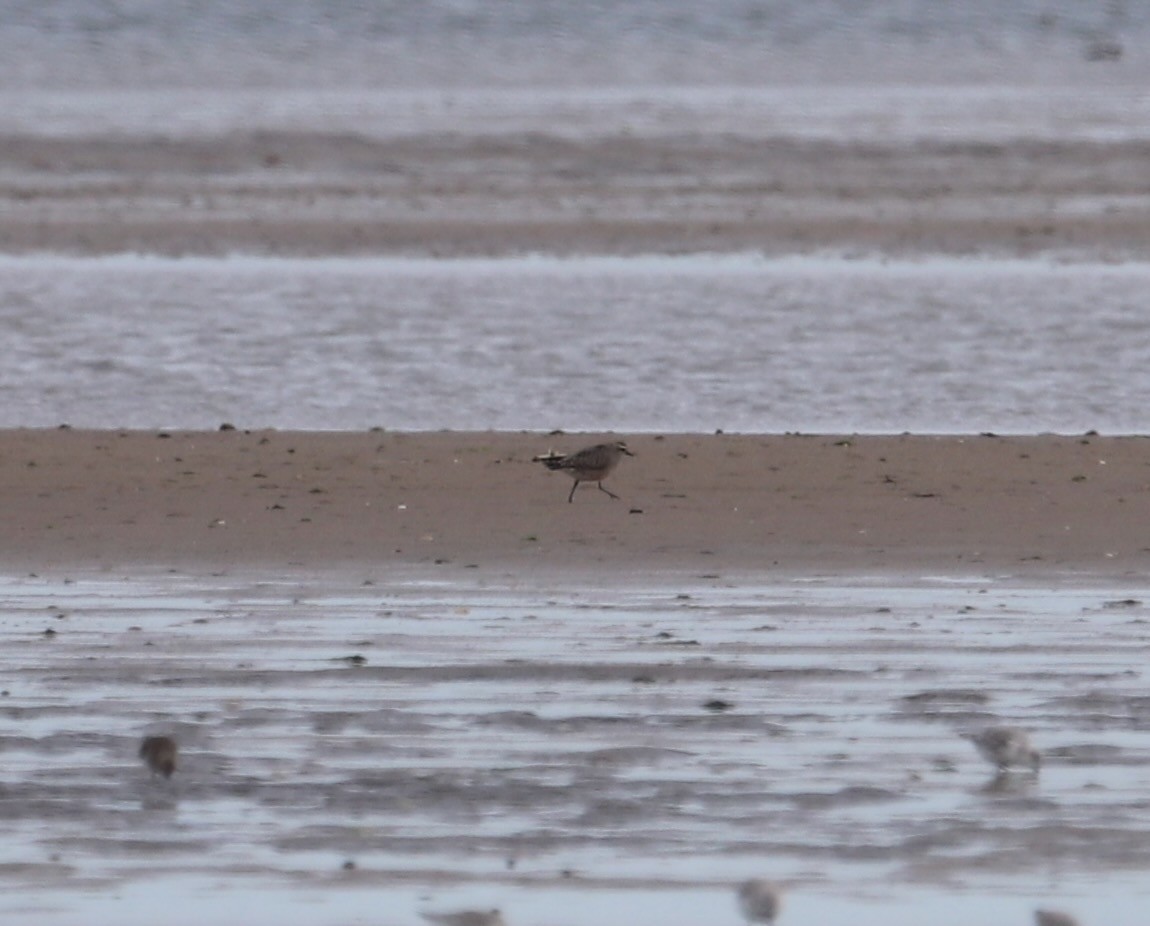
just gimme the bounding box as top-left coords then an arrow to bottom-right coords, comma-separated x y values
533,450 -> 567,470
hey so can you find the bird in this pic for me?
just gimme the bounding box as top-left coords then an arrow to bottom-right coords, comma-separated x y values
736,879 -> 784,925
533,440 -> 633,503
139,735 -> 178,779
966,725 -> 1041,773
420,910 -> 505,926
1035,910 -> 1079,926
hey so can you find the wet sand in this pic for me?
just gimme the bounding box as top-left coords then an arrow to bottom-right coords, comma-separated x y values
1,428 -> 1148,578
4,431 -> 1150,924
3,36 -> 1148,926
3,570 -> 1148,926
1,132 -> 1148,259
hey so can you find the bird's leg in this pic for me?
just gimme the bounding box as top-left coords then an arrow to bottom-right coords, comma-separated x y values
597,482 -> 619,500
567,481 -> 578,503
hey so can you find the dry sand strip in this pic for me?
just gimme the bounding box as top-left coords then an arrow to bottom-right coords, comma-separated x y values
1,428 -> 1149,577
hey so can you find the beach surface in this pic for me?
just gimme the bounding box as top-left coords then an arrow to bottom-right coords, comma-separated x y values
5,9 -> 1150,923
3,129 -> 1148,260
5,429 -> 1150,926
3,428 -> 1146,578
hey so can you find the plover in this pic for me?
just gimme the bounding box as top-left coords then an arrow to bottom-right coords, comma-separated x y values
534,440 -> 633,503
139,735 -> 178,779
420,910 -> 505,926
1034,910 -> 1079,926
736,879 -> 784,925
966,725 -> 1041,773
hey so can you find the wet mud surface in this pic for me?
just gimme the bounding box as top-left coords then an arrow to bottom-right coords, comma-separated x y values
1,568 -> 1148,924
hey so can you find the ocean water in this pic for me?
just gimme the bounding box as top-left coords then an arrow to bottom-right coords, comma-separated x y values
1,567 -> 1148,925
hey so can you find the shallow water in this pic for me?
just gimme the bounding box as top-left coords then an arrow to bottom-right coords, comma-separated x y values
4,253 -> 1150,434
1,566 -> 1148,924
0,0 -> 1145,91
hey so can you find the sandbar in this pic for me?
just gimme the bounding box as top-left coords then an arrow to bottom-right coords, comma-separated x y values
1,428 -> 1146,578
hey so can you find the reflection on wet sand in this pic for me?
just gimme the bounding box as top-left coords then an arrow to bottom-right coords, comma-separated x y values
421,909 -> 506,926
1035,909 -> 1080,926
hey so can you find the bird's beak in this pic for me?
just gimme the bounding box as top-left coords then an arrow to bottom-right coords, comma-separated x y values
621,447 -> 635,456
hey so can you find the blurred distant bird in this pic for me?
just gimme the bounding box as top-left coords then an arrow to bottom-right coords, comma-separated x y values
966,725 -> 1041,773
420,909 -> 505,926
1035,909 -> 1080,926
139,735 -> 178,779
534,440 -> 633,503
736,879 -> 784,925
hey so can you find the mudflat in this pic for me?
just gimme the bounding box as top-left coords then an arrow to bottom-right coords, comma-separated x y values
2,133 -> 1148,259
2,428 -> 1146,576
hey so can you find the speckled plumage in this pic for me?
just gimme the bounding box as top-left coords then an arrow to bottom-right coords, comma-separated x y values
139,735 -> 178,778
534,440 -> 633,503
968,725 -> 1041,772
737,879 -> 784,925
